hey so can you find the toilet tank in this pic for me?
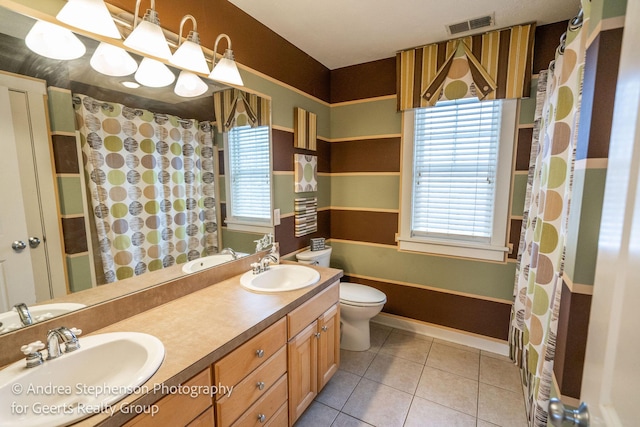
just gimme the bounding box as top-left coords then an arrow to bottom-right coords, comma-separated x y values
296,247 -> 332,267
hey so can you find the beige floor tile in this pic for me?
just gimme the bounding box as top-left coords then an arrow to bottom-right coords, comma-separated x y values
363,352 -> 424,394
477,420 -> 500,427
426,342 -> 480,380
378,330 -> 432,364
316,369 -> 362,410
433,338 -> 480,354
481,350 -> 513,363
404,396 -> 476,427
369,323 -> 392,352
415,366 -> 478,416
294,401 -> 339,427
340,349 -> 376,376
478,383 -> 527,427
342,378 -> 413,427
479,354 -> 522,393
331,413 -> 374,427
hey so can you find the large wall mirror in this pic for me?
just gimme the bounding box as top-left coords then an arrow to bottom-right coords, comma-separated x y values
0,3 -> 273,334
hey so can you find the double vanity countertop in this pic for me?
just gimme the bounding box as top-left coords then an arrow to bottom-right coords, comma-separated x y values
1,258 -> 342,426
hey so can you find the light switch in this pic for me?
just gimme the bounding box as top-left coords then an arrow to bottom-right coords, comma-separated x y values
274,208 -> 281,225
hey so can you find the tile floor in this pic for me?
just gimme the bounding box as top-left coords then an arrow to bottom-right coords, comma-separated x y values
294,323 -> 527,427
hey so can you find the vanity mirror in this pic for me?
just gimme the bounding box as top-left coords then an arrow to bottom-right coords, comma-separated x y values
0,2 -> 273,334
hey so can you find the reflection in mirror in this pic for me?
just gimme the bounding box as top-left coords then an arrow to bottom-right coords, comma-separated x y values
0,5 -> 272,334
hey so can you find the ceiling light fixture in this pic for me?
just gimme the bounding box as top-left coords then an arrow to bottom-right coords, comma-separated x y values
56,0 -> 121,39
135,57 -> 175,87
123,0 -> 171,60
170,15 -> 209,74
90,42 -> 138,76
25,20 -> 86,60
208,34 -> 243,86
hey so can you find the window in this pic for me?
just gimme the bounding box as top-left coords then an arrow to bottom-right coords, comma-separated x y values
224,125 -> 272,233
399,98 -> 516,261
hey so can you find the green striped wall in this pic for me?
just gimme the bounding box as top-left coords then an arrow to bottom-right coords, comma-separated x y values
589,0 -> 627,39
330,97 -> 400,139
47,88 -> 93,292
564,167 -> 607,286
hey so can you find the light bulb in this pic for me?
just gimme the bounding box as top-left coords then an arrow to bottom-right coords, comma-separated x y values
25,21 -> 86,60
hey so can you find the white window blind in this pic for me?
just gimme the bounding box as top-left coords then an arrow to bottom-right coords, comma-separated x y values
412,98 -> 502,243
227,125 -> 271,221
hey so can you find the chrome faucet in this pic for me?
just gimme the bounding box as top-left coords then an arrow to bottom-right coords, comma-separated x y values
46,327 -> 82,360
14,303 -> 33,326
220,247 -> 238,259
253,241 -> 280,274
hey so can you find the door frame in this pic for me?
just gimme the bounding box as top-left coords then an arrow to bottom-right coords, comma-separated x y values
0,71 -> 67,301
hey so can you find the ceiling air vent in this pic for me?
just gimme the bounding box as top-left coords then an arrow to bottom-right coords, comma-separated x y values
447,14 -> 495,35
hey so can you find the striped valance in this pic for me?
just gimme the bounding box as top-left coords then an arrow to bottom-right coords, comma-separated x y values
294,107 -> 317,150
397,23 -> 535,111
213,89 -> 270,133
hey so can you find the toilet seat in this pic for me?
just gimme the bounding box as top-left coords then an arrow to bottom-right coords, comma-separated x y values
340,282 -> 387,307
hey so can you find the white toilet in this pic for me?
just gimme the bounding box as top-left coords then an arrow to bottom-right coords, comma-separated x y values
296,247 -> 387,351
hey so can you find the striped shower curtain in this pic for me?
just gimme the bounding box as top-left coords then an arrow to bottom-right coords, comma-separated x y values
508,4 -> 588,426
76,94 -> 218,283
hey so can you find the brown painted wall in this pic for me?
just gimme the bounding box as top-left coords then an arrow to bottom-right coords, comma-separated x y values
330,58 -> 397,103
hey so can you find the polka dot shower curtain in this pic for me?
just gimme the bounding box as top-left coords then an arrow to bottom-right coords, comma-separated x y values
75,95 -> 218,283
508,4 -> 588,426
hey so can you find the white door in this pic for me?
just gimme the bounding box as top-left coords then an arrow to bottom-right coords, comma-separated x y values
579,0 -> 640,425
0,73 -> 66,311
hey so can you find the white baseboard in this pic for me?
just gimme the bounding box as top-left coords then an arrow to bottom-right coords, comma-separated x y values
372,312 -> 510,356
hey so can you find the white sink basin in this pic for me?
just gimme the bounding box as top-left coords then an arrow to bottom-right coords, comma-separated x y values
240,264 -> 320,293
181,252 -> 247,274
0,303 -> 87,333
0,332 -> 164,427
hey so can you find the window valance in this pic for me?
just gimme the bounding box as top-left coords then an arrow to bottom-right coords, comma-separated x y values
213,89 -> 270,133
396,23 -> 535,111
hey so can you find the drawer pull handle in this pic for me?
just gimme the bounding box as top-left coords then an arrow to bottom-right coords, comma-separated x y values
322,326 -> 328,332
258,413 -> 266,423
257,381 -> 265,390
256,349 -> 265,358
315,332 -> 321,339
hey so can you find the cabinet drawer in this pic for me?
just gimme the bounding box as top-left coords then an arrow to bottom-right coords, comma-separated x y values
230,374 -> 288,427
216,346 -> 287,426
188,408 -> 215,427
216,318 -> 286,387
288,281 -> 339,339
124,368 -> 212,427
265,402 -> 288,427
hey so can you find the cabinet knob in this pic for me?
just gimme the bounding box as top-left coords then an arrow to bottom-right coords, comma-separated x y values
257,413 -> 266,423
256,349 -> 264,358
257,381 -> 265,390
315,332 -> 321,339
322,326 -> 328,332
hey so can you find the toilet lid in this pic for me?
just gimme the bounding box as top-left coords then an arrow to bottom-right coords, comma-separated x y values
296,247 -> 332,261
340,282 -> 386,305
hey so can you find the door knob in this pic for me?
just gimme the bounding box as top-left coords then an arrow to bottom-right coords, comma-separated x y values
11,241 -> 27,252
28,237 -> 41,248
549,398 -> 589,427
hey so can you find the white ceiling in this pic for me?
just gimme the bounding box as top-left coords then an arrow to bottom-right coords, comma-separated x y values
228,0 -> 581,70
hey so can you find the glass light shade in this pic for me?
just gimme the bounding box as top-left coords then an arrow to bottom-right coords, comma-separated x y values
25,21 -> 86,60
174,71 -> 208,97
56,0 -> 121,39
134,57 -> 175,87
123,18 -> 171,59
208,55 -> 243,86
90,42 -> 138,76
170,40 -> 209,74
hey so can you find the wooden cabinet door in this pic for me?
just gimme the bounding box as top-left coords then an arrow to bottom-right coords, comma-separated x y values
317,304 -> 340,391
287,320 -> 318,425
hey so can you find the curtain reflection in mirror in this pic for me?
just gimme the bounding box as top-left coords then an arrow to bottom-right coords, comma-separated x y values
75,95 -> 217,284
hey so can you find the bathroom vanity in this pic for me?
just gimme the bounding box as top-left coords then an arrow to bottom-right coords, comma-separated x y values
0,258 -> 342,427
